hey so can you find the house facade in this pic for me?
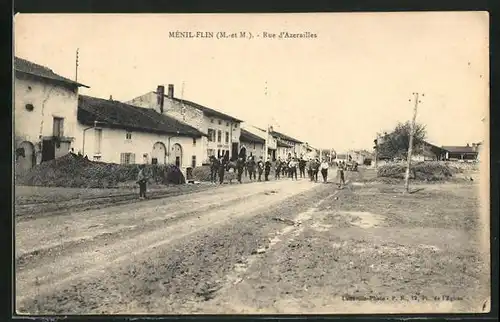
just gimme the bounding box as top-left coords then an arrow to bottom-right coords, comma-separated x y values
75,95 -> 206,173
276,141 -> 294,160
239,129 -> 265,160
14,57 -> 89,176
269,128 -> 304,158
241,124 -> 278,161
127,84 -> 242,164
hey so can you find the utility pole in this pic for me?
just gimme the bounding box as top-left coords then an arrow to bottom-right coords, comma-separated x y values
75,48 -> 79,82
374,133 -> 379,169
404,92 -> 424,193
264,81 -> 269,162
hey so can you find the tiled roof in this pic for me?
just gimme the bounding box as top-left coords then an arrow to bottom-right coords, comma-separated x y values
170,97 -> 242,123
442,146 -> 477,153
270,130 -> 303,144
14,57 -> 89,88
240,129 -> 265,144
277,141 -> 293,148
78,95 -> 205,137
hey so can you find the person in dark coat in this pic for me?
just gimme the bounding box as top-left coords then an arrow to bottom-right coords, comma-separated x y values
209,156 -> 219,183
275,158 -> 282,179
257,157 -> 264,182
136,164 -> 148,199
264,159 -> 272,181
218,156 -> 225,184
299,157 -> 307,178
247,156 -> 256,181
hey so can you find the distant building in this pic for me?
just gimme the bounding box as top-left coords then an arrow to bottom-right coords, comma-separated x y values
127,84 -> 243,164
268,128 -> 304,159
75,95 -> 206,173
239,128 -> 266,160
14,57 -> 89,176
442,143 -> 480,161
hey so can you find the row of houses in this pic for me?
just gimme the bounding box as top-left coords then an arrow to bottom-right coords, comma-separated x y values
14,57 -> 318,177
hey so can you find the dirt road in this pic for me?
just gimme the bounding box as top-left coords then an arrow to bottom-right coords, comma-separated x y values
15,169 -> 489,314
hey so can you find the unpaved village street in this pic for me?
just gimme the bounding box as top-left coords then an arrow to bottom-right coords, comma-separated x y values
15,169 -> 489,315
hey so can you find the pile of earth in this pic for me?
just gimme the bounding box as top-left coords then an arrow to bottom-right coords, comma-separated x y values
377,161 -> 457,181
16,153 -> 185,188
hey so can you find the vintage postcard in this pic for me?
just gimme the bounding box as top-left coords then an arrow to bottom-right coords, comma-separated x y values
13,12 -> 490,315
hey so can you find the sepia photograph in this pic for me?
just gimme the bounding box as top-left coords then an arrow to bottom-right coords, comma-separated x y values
13,12 -> 490,315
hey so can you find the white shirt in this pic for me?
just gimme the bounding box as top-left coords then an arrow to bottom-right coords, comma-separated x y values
320,162 -> 329,169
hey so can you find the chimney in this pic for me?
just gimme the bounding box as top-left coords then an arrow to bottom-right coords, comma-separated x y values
109,95 -> 113,100
466,143 -> 470,147
168,84 -> 174,98
156,85 -> 165,113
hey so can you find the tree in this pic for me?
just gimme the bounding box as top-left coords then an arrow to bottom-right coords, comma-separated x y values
378,121 -> 426,160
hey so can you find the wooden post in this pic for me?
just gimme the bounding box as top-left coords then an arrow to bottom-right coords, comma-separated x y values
404,92 -> 422,193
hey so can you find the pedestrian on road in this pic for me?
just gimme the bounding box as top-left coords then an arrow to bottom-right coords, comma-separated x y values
236,157 -> 245,184
337,161 -> 346,188
257,157 -> 264,182
218,156 -> 226,184
247,156 -> 256,181
264,159 -> 272,181
312,158 -> 320,182
137,164 -> 148,199
209,155 -> 219,183
299,157 -> 306,178
320,158 -> 329,183
289,158 -> 298,180
275,158 -> 282,179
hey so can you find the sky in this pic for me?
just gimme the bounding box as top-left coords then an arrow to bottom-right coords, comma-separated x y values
14,12 -> 489,151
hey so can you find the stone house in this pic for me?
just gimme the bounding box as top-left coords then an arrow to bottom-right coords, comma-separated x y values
75,95 -> 206,175
14,56 -> 89,176
127,85 -> 243,164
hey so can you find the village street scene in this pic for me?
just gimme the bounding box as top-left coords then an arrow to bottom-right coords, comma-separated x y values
14,13 -> 490,315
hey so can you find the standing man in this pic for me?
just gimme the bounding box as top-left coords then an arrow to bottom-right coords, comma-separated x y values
257,157 -> 264,182
289,158 -> 298,180
247,156 -> 256,181
218,156 -> 226,184
299,157 -> 306,178
210,156 -> 219,184
320,158 -> 329,183
337,161 -> 346,188
236,157 -> 245,184
137,164 -> 148,200
312,158 -> 320,182
264,158 -> 272,181
275,157 -> 282,179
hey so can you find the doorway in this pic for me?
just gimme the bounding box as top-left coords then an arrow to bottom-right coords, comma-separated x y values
172,143 -> 182,167
231,142 -> 239,161
41,139 -> 55,162
152,142 -> 167,164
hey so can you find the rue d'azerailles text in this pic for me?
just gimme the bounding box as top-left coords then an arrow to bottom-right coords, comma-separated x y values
168,31 -> 318,39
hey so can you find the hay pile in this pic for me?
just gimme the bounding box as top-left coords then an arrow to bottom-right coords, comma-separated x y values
17,153 -> 185,188
192,165 -> 212,182
377,162 -> 455,181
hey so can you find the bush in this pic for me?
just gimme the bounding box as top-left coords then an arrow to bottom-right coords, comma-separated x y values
16,153 -> 185,188
377,161 -> 454,181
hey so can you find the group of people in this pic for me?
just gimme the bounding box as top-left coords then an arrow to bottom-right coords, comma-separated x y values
209,154 -> 347,186
137,154 -> 349,199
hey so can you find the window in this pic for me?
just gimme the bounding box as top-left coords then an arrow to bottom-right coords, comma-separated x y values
94,128 -> 102,154
218,120 -> 222,125
126,132 -> 132,140
253,143 -> 256,149
210,119 -> 214,123
225,132 -> 229,143
193,138 -> 196,146
53,117 -> 64,137
191,155 -> 196,168
217,130 -> 222,143
217,149 -> 221,158
207,129 -> 215,142
93,155 -> 101,161
234,123 -> 238,128
226,122 -> 229,127
120,153 -> 135,165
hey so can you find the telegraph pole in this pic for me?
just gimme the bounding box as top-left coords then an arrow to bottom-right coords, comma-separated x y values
75,48 -> 79,82
264,81 -> 269,162
374,133 -> 379,168
404,92 -> 424,193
